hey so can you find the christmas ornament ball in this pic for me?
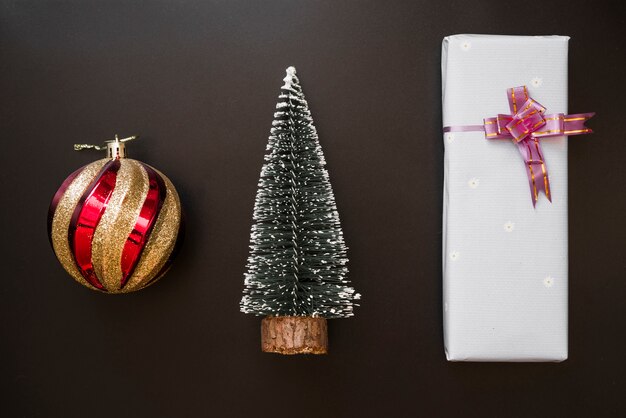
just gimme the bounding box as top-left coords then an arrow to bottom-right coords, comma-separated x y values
48,137 -> 182,293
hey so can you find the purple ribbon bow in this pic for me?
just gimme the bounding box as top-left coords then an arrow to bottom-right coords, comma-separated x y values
444,86 -> 594,206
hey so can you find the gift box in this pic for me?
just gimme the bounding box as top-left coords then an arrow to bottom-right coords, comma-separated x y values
441,35 -> 593,362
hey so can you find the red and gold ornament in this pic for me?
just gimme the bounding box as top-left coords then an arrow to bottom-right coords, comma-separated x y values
48,135 -> 183,293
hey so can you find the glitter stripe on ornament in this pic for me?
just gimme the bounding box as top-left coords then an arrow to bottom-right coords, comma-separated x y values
90,159 -> 149,291
68,159 -> 121,290
119,163 -> 167,289
143,210 -> 185,288
49,159 -> 110,289
123,170 -> 182,291
48,166 -> 84,245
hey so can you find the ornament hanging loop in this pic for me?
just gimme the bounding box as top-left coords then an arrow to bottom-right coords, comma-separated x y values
73,134 -> 138,159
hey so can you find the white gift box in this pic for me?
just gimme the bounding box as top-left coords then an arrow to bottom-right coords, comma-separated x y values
442,34 -> 570,362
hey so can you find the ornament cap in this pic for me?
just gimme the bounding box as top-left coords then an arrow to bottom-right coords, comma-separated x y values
74,134 -> 138,159
106,135 -> 127,159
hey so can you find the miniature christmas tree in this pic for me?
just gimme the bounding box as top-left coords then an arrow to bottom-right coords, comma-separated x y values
241,66 -> 359,354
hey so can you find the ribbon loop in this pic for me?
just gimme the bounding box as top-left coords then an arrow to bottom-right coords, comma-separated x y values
506,104 -> 546,143
507,86 -> 530,114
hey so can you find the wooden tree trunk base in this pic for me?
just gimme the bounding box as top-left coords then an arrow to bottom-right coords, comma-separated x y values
261,316 -> 328,355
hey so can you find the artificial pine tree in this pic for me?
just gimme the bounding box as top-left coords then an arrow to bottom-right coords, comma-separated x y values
241,66 -> 360,354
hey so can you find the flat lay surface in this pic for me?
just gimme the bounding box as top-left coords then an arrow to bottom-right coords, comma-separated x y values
1,1 -> 624,417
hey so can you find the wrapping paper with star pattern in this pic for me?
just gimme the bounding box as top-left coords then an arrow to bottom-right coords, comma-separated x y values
442,35 -> 569,362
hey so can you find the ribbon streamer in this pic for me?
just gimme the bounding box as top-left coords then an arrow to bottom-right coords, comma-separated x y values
444,86 -> 594,206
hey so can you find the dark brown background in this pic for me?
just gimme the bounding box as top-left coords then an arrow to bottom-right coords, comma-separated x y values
1,1 -> 625,417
